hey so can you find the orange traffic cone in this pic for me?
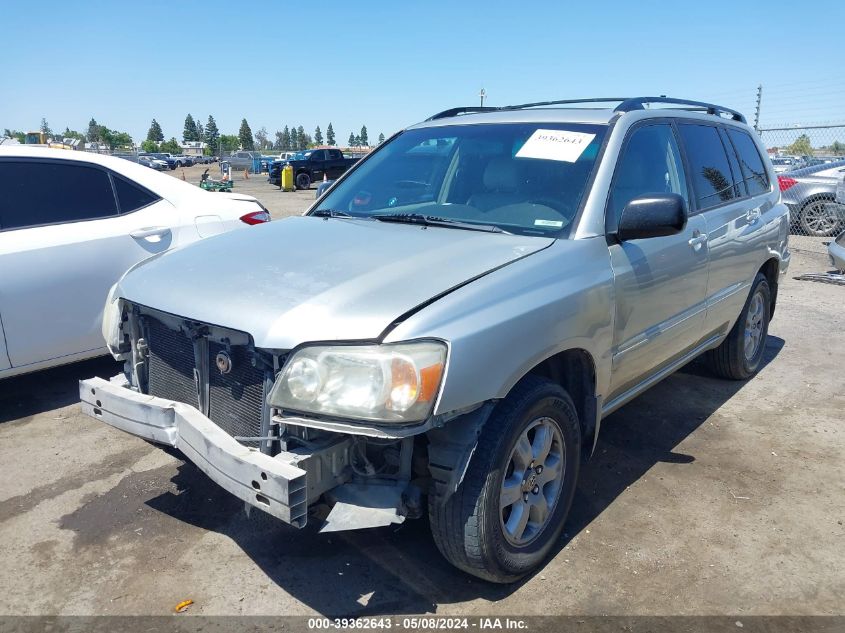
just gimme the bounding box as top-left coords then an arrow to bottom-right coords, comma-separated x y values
243,169 -> 249,180
181,169 -> 186,181
323,172 -> 327,182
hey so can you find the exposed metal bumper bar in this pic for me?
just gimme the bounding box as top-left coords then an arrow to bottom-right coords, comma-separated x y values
79,376 -> 309,527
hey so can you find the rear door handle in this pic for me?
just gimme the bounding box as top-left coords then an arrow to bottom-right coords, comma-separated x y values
688,233 -> 708,251
130,226 -> 171,239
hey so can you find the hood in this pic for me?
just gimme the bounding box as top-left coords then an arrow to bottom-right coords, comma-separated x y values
116,216 -> 552,349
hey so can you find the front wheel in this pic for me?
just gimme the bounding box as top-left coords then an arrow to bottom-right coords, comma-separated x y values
705,273 -> 771,380
296,173 -> 311,190
429,376 -> 581,583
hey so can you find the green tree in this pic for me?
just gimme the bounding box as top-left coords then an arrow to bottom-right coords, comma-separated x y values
194,116 -> 203,141
378,132 -> 385,144
297,125 -> 307,150
140,139 -> 159,153
348,132 -> 355,147
290,125 -> 299,150
160,137 -> 181,154
219,134 -> 240,152
326,122 -> 335,146
100,128 -> 134,150
204,115 -> 220,155
238,118 -> 254,150
830,140 -> 845,155
86,118 -> 100,142
255,126 -> 269,150
280,125 -> 291,150
62,127 -> 85,140
147,118 -> 164,142
40,117 -> 51,136
314,126 -> 323,145
359,125 -> 368,147
4,128 -> 25,143
788,134 -> 812,156
183,114 -> 198,142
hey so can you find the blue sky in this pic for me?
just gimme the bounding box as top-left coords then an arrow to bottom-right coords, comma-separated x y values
2,0 -> 843,145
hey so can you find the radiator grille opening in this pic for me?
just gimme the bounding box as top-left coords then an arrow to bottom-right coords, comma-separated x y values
142,313 -> 267,448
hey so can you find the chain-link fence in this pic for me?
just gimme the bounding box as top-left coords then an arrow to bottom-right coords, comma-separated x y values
758,124 -> 845,243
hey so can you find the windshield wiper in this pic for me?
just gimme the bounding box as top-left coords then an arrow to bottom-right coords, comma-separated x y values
372,212 -> 506,234
311,209 -> 353,218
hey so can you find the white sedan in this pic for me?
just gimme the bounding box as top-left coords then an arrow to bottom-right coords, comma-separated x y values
0,147 -> 271,379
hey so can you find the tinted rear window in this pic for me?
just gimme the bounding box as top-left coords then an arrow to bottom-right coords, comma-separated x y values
113,175 -> 160,212
0,160 -> 117,230
678,124 -> 738,209
727,129 -> 770,196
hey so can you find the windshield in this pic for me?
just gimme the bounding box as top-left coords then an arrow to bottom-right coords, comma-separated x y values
313,122 -> 607,237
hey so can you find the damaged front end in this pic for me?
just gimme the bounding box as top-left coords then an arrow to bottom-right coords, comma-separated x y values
81,301 -> 451,531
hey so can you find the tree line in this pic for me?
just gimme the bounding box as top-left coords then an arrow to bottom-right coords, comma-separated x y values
4,114 -> 388,154
3,117 -> 134,150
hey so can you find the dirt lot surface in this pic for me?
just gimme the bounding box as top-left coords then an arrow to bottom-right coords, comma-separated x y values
0,176 -> 843,616
172,163 -> 318,220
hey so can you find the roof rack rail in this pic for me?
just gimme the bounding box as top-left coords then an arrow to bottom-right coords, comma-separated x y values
426,96 -> 746,124
614,97 -> 746,123
425,106 -> 499,121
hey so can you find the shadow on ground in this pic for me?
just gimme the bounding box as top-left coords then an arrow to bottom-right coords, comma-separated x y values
0,356 -> 121,424
59,339 -> 783,615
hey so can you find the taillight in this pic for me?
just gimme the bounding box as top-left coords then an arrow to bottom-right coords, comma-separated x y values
778,176 -> 798,192
240,210 -> 271,225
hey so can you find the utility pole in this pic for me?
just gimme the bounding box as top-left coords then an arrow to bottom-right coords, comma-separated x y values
479,88 -> 486,108
754,84 -> 762,132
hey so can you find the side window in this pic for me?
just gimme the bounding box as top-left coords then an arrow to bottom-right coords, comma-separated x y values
310,150 -> 326,161
328,149 -> 342,160
719,128 -> 746,198
0,160 -> 117,231
113,175 -> 160,213
727,129 -> 770,196
678,124 -> 738,209
608,124 -> 689,227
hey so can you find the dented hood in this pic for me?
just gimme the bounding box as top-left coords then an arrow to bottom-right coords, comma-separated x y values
116,216 -> 553,349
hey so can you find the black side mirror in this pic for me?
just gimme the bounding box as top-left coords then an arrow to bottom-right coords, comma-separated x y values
617,193 -> 688,241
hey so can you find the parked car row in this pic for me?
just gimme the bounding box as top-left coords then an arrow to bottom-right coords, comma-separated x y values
0,147 -> 270,380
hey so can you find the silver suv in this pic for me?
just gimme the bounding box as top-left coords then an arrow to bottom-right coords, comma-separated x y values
81,97 -> 790,582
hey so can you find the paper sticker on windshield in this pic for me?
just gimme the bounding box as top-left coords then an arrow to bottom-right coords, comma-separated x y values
516,130 -> 596,163
534,219 -> 563,228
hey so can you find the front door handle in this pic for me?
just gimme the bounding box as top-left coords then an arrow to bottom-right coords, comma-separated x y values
130,226 -> 171,240
688,232 -> 708,251
746,207 -> 762,224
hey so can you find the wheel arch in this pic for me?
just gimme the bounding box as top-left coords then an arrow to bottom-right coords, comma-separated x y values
759,257 -> 780,318
522,348 -> 599,460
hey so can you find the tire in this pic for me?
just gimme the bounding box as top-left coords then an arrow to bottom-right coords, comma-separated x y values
296,173 -> 311,190
705,273 -> 771,380
799,197 -> 840,237
429,375 -> 581,583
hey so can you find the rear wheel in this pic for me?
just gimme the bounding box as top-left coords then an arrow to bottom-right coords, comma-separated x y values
296,173 -> 311,190
429,375 -> 581,583
705,273 -> 771,380
799,197 -> 840,237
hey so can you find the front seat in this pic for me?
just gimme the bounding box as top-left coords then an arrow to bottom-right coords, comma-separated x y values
467,157 -> 525,212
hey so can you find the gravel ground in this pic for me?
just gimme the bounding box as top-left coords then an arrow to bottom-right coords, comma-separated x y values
0,182 -> 842,617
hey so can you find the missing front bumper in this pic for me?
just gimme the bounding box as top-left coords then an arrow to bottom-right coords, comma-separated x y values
79,376 -> 317,526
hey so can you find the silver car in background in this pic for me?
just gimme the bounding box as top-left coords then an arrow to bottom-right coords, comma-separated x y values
778,159 -> 845,236
80,97 -> 789,582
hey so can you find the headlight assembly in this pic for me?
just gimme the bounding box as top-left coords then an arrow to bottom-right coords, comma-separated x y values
101,285 -> 125,357
268,341 -> 447,423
